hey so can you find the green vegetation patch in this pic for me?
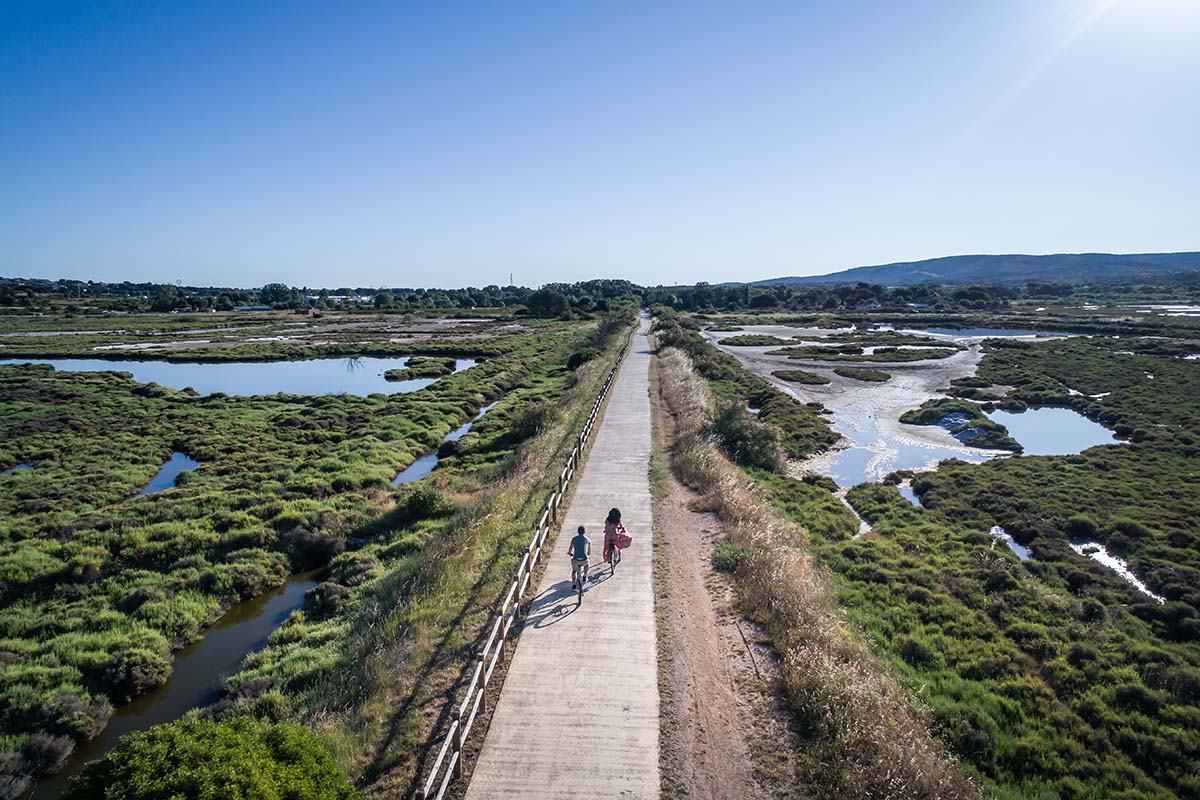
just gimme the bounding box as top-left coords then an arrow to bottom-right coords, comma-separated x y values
383,356 -> 458,381
772,369 -> 831,385
0,311 -> 622,789
900,397 -> 1021,451
833,367 -> 890,382
653,309 -> 838,460
769,345 -> 958,362
717,334 -> 793,346
68,716 -> 358,799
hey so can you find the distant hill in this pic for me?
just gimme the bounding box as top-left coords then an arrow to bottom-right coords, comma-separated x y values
750,252 -> 1200,287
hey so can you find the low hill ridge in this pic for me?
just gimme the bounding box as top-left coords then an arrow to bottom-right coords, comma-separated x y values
751,252 -> 1200,286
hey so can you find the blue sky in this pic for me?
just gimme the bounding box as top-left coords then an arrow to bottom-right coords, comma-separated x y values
1,0 -> 1197,288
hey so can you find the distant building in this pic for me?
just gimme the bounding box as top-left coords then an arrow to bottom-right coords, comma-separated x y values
303,294 -> 372,304
233,305 -> 273,312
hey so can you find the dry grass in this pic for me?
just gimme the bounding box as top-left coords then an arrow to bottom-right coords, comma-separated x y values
655,346 -> 979,800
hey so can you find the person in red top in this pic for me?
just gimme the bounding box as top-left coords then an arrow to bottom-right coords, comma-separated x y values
602,507 -> 626,565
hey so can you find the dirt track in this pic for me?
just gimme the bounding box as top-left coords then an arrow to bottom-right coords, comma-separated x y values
652,355 -> 800,800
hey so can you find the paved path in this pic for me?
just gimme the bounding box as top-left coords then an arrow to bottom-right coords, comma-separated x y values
464,316 -> 659,800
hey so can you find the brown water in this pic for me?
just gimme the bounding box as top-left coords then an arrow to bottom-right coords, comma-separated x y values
28,571 -> 319,799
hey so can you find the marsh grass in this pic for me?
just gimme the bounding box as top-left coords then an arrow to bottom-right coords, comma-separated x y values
771,368 -> 831,385
0,312 -> 633,790
656,346 -> 978,800
211,306 -> 639,796
832,367 -> 890,382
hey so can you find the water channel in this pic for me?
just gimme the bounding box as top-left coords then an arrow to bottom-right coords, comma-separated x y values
0,357 -> 477,397
392,401 -> 499,486
29,572 -> 321,799
988,525 -> 1032,561
1069,542 -> 1165,603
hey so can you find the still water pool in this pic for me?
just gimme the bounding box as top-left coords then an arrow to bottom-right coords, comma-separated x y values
985,408 -> 1118,456
0,357 -> 477,396
137,452 -> 199,496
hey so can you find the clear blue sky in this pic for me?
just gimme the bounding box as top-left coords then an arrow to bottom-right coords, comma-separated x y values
2,0 -> 1197,288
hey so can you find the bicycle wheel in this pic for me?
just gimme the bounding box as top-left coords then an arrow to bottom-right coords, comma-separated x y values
577,573 -> 584,605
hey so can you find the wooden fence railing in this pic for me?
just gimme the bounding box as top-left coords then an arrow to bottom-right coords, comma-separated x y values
412,332 -> 632,800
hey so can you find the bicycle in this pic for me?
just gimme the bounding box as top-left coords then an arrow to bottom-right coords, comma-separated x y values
572,560 -> 587,605
608,543 -> 621,574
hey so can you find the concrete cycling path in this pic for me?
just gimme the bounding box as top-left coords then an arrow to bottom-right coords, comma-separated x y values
464,316 -> 659,800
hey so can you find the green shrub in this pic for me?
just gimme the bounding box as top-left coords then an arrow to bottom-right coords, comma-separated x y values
711,541 -> 762,573
67,716 -> 358,800
567,347 -> 600,370
895,634 -> 941,668
720,334 -> 792,346
399,485 -> 454,521
510,399 -> 555,441
1064,514 -> 1098,538
712,403 -> 784,472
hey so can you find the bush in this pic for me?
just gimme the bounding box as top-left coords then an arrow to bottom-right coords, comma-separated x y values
67,716 -> 358,800
712,402 -> 785,472
711,542 -> 762,573
21,732 -> 74,774
1064,514 -> 1098,539
833,367 -> 890,382
567,347 -> 600,371
510,399 -> 555,441
281,526 -> 345,570
305,582 -> 351,617
400,485 -> 454,521
102,643 -> 172,700
896,634 -> 941,668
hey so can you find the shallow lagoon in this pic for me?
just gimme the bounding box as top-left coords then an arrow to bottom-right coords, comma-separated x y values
816,410 -> 991,487
897,482 -> 922,507
0,356 -> 477,397
986,408 -> 1118,456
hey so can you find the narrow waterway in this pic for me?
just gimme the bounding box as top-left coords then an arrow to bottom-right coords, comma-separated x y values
393,400 -> 498,486
29,571 -> 320,799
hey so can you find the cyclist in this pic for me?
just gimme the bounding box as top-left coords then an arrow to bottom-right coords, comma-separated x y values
567,525 -> 591,588
603,508 -> 627,565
